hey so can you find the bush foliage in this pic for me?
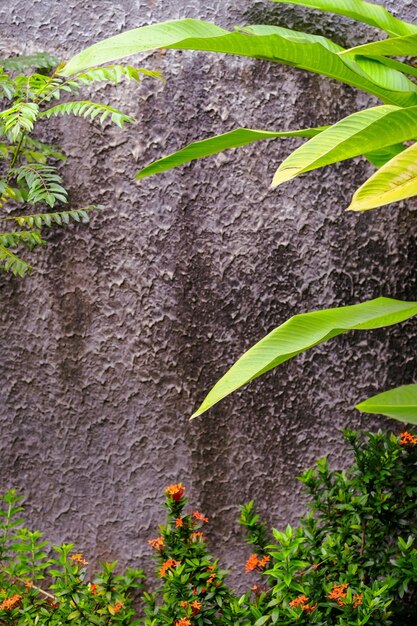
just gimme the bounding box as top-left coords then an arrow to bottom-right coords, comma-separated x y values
1,430 -> 417,624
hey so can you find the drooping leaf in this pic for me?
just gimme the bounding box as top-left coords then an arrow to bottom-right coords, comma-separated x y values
58,20 -> 417,106
136,126 -> 327,180
269,0 -> 417,37
356,384 -> 417,423
13,164 -> 68,208
271,105 -> 417,188
191,297 -> 417,417
348,142 -> 417,211
40,100 -> 134,128
0,102 -> 39,141
342,34 -> 417,58
6,205 -> 103,229
241,24 -> 417,94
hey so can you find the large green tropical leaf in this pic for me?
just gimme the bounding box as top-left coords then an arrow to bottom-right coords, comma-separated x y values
59,20 -> 417,106
348,142 -> 417,211
342,33 -> 417,58
136,126 -> 326,180
137,127 -> 406,181
356,384 -> 417,423
271,105 -> 417,188
191,297 -> 417,417
269,0 -> 417,37
241,25 -> 416,93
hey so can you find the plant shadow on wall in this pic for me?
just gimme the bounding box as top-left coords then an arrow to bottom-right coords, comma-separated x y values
0,52 -> 162,277
3,431 -> 417,624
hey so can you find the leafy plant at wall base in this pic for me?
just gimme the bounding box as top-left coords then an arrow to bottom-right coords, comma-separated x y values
0,489 -> 145,625
240,430 -> 417,625
0,52 -> 160,277
3,430 -> 417,624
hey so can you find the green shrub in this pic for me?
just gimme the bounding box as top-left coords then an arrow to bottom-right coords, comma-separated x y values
241,429 -> 417,625
2,430 -> 417,624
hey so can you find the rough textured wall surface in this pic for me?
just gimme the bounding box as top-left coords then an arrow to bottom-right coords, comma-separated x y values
0,0 -> 417,581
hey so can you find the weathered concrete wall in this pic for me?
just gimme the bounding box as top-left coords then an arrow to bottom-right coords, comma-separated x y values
0,0 -> 416,581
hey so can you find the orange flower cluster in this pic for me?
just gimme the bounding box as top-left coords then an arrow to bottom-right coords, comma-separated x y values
289,594 -> 317,613
180,600 -> 202,615
328,583 -> 349,606
24,580 -> 33,589
165,483 -> 185,502
111,601 -> 124,614
176,518 -> 184,528
192,511 -> 209,523
89,583 -> 98,595
148,536 -> 165,551
70,553 -> 88,566
328,583 -> 361,608
159,558 -> 181,577
400,432 -> 417,446
245,553 -> 270,573
0,594 -> 22,610
190,531 -> 204,540
174,619 -> 191,626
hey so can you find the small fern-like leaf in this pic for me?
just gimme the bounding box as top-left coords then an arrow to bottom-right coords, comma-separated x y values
0,230 -> 45,251
12,164 -> 68,208
23,136 -> 66,162
40,100 -> 134,128
7,205 -> 103,229
0,102 -> 39,141
0,68 -> 15,99
1,52 -> 59,73
72,64 -> 163,86
0,245 -> 31,277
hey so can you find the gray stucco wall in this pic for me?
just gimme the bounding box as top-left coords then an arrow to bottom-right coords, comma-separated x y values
1,0 -> 416,582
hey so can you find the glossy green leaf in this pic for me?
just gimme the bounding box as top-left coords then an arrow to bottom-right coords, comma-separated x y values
271,105 -> 417,188
136,126 -> 326,179
348,142 -> 417,211
59,20 -> 417,106
192,297 -> 417,417
356,384 -> 417,423
242,24 -> 416,94
342,34 -> 417,58
60,20 -> 228,76
269,0 -> 417,37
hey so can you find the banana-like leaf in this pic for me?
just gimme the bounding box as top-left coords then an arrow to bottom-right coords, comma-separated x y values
348,142 -> 417,211
342,34 -> 417,58
271,105 -> 417,188
59,20 -> 417,106
136,126 -> 326,180
361,55 -> 417,82
242,25 -> 416,93
356,384 -> 417,423
191,297 -> 417,417
269,0 -> 417,37
137,127 -> 405,180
